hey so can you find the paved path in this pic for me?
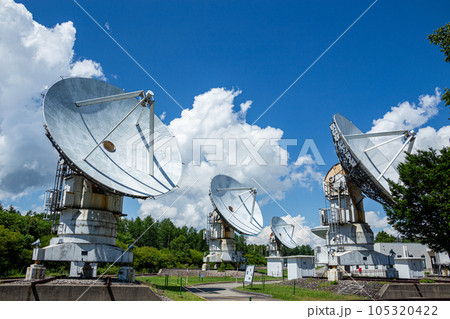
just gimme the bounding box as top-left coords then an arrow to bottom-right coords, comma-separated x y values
184,281 -> 281,301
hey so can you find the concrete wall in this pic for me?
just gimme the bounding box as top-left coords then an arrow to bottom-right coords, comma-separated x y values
0,284 -> 160,301
379,284 -> 450,300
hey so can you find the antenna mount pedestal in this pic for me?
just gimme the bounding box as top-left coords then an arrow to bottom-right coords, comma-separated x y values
203,210 -> 245,267
32,174 -> 133,279
268,234 -> 282,257
316,163 -> 396,281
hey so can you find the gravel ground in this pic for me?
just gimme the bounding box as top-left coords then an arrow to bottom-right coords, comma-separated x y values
157,268 -> 263,278
3,279 -> 43,285
144,285 -> 172,301
3,278 -> 140,286
277,278 -> 385,300
49,278 -> 140,285
427,275 -> 450,282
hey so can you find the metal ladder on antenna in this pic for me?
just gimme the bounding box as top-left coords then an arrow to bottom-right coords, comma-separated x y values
204,213 -> 212,245
328,207 -> 344,251
43,158 -> 71,233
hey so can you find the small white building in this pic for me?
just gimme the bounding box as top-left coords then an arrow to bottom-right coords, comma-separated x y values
395,257 -> 425,279
374,242 -> 450,275
285,255 -> 315,280
266,257 -> 283,277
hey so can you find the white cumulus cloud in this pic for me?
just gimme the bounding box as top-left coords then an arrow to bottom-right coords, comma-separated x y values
0,0 -> 104,199
368,88 -> 449,155
365,211 -> 398,237
362,90 -> 448,238
137,87 -> 323,229
70,60 -> 105,79
370,88 -> 442,133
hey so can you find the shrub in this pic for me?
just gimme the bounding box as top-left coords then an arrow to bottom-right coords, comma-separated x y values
217,262 -> 234,272
419,278 -> 436,283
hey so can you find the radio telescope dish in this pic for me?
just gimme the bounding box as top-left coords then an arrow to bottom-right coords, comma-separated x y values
330,114 -> 415,205
210,175 -> 263,235
43,77 -> 182,198
271,216 -> 297,249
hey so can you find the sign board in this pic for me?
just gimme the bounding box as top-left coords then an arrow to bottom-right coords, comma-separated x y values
244,264 -> 255,284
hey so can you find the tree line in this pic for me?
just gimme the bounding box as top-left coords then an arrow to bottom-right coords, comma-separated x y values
0,203 -> 313,276
0,204 -> 53,276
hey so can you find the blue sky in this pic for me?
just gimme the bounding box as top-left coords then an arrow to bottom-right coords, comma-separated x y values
1,0 -> 449,245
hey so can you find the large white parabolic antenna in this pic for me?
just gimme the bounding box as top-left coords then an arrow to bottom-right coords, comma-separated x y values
330,114 -> 415,205
43,77 -> 182,198
210,175 -> 263,235
270,216 -> 297,249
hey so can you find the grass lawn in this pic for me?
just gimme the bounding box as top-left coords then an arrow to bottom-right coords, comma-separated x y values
237,283 -> 369,301
137,274 -> 286,301
138,275 -> 249,301
138,276 -> 207,301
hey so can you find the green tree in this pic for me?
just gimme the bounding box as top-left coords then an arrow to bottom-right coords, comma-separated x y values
117,218 -> 134,246
0,206 -> 57,276
385,147 -> 450,254
282,244 -> 314,256
244,251 -> 267,265
235,234 -> 246,253
139,215 -> 158,247
0,225 -> 31,276
374,230 -> 397,243
159,248 -> 178,268
428,22 -> 450,108
129,217 -> 145,244
169,234 -> 189,252
133,246 -> 162,272
157,219 -> 178,249
188,249 -> 203,266
192,229 -> 208,252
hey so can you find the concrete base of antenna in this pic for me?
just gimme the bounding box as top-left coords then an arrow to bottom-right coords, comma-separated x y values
203,210 -> 246,264
117,266 -> 135,282
314,221 -> 396,280
201,263 -> 210,271
25,264 -> 46,280
69,261 -> 98,278
32,175 -> 133,278
327,268 -> 343,282
267,235 -> 282,257
268,250 -> 282,257
203,251 -> 245,264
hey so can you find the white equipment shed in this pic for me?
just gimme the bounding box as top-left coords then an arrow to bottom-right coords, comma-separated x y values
266,257 -> 284,277
395,257 -> 425,279
285,255 -> 315,280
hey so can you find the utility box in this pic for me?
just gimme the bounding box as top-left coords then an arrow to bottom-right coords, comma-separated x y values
118,266 -> 135,282
266,257 -> 283,277
285,255 -> 315,280
25,264 -> 46,280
